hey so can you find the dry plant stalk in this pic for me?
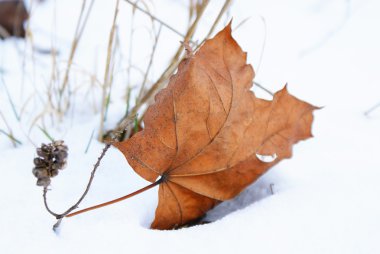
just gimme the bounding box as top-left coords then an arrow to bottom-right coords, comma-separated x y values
98,0 -> 121,140
38,116 -> 135,231
42,143 -> 111,231
57,0 -> 95,114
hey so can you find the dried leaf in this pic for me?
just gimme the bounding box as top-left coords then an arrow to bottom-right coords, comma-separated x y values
115,22 -> 317,230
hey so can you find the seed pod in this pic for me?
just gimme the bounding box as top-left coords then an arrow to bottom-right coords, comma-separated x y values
32,140 -> 69,187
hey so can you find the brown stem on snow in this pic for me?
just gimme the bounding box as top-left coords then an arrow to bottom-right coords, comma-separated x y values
43,143 -> 111,230
42,117 -> 136,231
66,179 -> 161,218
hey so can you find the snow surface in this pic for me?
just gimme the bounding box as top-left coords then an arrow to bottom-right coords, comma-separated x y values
1,0 -> 380,253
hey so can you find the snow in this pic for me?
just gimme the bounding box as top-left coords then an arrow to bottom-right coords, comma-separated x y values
1,0 -> 380,253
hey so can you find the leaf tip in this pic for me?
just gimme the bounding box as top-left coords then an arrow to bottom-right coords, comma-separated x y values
222,19 -> 233,36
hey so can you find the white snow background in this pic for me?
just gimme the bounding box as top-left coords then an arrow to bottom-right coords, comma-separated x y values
1,0 -> 380,253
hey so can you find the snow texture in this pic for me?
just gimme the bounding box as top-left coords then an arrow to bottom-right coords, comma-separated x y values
1,0 -> 380,253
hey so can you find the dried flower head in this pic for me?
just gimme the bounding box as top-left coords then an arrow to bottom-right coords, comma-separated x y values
32,140 -> 68,187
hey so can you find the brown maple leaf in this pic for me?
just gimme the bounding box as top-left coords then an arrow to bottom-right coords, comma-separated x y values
66,22 -> 317,230
113,23 -> 317,229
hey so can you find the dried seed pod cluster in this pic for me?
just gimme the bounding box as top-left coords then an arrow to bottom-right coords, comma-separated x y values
32,140 -> 68,187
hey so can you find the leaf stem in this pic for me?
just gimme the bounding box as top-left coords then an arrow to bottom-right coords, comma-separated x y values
66,179 -> 161,218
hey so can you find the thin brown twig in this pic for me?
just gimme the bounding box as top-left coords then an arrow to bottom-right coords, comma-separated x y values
43,187 -> 60,218
42,143 -> 111,230
42,116 -> 136,230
